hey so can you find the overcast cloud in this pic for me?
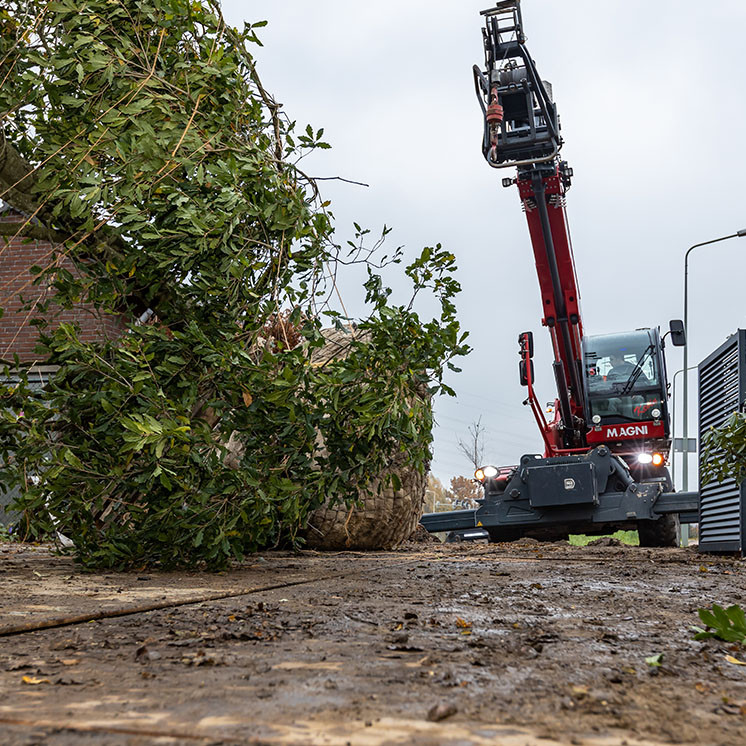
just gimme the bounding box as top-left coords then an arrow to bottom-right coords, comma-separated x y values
223,0 -> 746,489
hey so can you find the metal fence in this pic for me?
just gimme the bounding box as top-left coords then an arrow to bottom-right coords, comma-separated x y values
698,330 -> 746,554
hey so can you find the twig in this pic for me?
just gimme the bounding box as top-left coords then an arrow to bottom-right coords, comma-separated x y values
310,176 -> 370,188
0,574 -> 338,637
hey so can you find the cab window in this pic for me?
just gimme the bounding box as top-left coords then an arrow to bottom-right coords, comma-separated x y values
583,331 -> 662,422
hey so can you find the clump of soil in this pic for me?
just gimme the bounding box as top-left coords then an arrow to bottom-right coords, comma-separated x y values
587,536 -> 623,547
405,523 -> 441,544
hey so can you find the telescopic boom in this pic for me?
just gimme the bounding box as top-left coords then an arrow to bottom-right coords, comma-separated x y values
474,0 -> 586,450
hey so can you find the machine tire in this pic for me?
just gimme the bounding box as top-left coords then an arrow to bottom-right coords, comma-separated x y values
637,514 -> 680,548
487,527 -> 523,543
637,468 -> 679,547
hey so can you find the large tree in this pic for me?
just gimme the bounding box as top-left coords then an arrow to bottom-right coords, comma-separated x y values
0,0 -> 468,567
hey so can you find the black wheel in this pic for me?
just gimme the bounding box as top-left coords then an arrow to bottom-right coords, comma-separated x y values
637,514 -> 680,547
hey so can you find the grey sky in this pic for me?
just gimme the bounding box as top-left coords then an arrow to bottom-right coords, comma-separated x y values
223,0 -> 746,488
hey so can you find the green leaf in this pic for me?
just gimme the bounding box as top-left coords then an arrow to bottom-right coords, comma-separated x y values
63,449 -> 84,470
698,608 -> 719,629
695,604 -> 746,644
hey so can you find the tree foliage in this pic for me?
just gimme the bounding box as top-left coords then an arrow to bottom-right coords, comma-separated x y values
0,0 -> 469,568
424,474 -> 454,513
449,475 -> 480,506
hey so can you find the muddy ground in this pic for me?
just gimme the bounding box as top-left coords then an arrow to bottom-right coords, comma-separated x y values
1,540 -> 746,746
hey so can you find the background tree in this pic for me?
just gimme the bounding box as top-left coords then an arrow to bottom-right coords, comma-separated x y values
457,417 -> 486,470
424,474 -> 454,513
449,475 -> 480,507
0,0 -> 468,568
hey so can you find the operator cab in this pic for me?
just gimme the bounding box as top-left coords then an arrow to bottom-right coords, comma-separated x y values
582,329 -> 669,444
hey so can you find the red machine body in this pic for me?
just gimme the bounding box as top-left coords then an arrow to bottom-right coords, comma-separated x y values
474,1 -> 678,470
418,1 -> 694,547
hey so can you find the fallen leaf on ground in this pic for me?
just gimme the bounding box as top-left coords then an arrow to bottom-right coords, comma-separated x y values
725,654 -> 746,666
456,618 -> 471,629
22,675 -> 51,685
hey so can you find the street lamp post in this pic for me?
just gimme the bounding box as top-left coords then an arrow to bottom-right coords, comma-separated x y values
670,364 -> 697,479
682,229 -> 746,544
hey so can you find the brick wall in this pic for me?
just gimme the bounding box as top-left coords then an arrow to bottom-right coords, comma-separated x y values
0,207 -> 126,363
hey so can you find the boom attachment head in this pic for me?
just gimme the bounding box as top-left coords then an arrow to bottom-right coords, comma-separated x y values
473,1 -> 562,168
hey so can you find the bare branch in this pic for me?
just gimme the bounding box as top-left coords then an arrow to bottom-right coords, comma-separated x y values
311,176 -> 370,188
457,416 -> 486,470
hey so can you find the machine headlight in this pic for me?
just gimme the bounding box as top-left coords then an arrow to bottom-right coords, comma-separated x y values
591,414 -> 601,425
652,452 -> 664,467
475,465 -> 498,482
637,453 -> 653,464
651,408 -> 661,419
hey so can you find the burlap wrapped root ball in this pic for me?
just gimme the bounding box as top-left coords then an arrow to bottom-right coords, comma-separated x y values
224,325 -> 429,549
304,452 -> 426,550
305,326 -> 428,549
224,428 -> 427,549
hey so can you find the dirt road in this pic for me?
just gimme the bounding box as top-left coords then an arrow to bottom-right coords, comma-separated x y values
1,540 -> 745,745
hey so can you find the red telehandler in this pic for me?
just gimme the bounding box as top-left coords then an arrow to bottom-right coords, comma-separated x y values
421,1 -> 698,546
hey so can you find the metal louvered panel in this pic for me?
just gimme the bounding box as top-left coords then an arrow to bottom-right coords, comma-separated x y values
698,330 -> 746,554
